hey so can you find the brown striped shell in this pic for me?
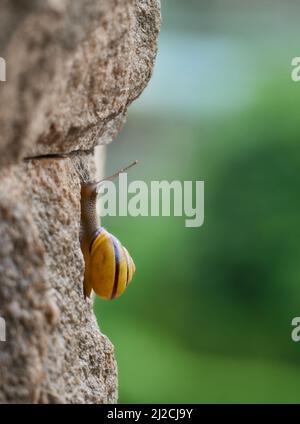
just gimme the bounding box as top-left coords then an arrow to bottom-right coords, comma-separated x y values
85,227 -> 136,300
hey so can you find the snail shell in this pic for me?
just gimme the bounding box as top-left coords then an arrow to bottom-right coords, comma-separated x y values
86,227 -> 136,300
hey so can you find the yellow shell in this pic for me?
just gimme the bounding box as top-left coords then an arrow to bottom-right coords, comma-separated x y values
85,228 -> 136,300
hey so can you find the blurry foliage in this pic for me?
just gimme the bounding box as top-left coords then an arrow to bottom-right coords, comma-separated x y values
95,2 -> 300,403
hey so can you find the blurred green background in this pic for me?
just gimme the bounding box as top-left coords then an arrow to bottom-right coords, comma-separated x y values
95,0 -> 300,403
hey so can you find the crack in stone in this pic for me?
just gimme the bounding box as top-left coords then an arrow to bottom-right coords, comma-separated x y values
23,148 -> 95,161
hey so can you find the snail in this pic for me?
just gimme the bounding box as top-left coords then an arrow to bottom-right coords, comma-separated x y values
80,162 -> 137,300
23,152 -> 136,300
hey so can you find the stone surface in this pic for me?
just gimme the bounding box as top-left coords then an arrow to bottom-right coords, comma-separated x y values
0,0 -> 161,163
0,0 -> 160,403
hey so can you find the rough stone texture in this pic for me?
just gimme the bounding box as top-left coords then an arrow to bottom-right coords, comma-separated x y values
0,0 -> 161,163
0,0 -> 160,403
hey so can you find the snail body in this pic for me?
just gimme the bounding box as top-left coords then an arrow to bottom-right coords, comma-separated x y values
80,163 -> 136,300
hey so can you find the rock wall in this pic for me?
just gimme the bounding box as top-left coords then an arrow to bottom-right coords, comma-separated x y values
0,0 -> 160,404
